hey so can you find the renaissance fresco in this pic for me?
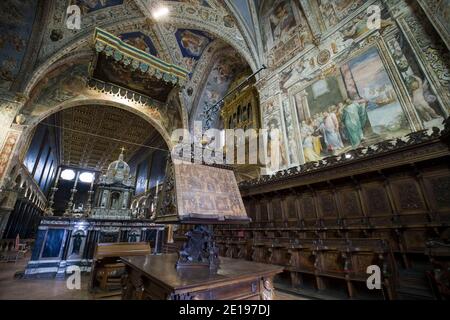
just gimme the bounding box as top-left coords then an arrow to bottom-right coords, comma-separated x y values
258,0 -> 312,67
72,0 -> 124,14
296,46 -> 411,163
118,32 -> 158,57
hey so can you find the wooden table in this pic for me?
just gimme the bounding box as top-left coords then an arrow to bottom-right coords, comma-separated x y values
121,254 -> 283,300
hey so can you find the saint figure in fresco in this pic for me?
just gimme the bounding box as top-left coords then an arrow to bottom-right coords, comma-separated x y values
342,99 -> 367,148
180,30 -> 208,57
302,134 -> 321,162
270,1 -> 296,43
319,109 -> 344,153
409,75 -> 441,122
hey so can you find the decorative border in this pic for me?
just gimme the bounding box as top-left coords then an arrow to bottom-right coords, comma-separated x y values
92,28 -> 189,86
240,125 -> 446,191
417,0 -> 450,51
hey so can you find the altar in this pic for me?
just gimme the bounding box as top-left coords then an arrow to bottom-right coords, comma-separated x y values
121,253 -> 283,300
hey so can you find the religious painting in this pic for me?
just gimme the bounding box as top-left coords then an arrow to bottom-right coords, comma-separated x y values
34,64 -> 89,107
0,131 -> 19,181
315,0 -> 363,30
295,46 -> 411,164
262,113 -> 289,172
119,32 -> 158,57
166,0 -> 211,7
174,163 -> 248,222
72,0 -> 124,14
0,0 -> 39,90
92,54 -> 174,102
196,56 -> 241,129
387,32 -> 445,128
175,29 -> 212,59
344,47 -> 409,137
258,0 -> 312,67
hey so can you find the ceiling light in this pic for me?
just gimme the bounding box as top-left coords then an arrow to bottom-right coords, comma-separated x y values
61,169 -> 76,181
79,172 -> 94,183
152,7 -> 169,19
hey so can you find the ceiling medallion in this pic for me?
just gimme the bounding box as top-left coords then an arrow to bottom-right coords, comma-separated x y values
317,49 -> 331,66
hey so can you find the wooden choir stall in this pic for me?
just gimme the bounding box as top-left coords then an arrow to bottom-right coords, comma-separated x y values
120,162 -> 283,300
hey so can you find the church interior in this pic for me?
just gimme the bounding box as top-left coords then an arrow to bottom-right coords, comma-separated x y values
0,0 -> 450,301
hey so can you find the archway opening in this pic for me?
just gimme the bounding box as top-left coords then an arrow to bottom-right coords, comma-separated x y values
21,104 -> 170,218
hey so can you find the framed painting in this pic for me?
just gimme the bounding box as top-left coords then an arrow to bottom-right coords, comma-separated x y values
292,45 -> 412,164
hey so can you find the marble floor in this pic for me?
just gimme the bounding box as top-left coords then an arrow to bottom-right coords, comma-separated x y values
0,255 -> 305,300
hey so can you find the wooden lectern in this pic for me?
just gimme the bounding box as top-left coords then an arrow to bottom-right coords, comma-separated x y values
120,162 -> 283,300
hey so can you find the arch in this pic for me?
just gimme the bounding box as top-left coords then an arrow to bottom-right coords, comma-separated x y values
17,99 -> 174,172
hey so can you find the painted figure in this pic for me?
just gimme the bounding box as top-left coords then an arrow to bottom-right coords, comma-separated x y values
319,109 -> 344,153
180,30 -> 209,57
270,1 -> 296,43
302,134 -> 321,162
409,75 -> 441,121
342,99 -> 366,148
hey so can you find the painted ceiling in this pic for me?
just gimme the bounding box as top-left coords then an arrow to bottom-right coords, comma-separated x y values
2,0 -> 350,137
0,0 -> 39,90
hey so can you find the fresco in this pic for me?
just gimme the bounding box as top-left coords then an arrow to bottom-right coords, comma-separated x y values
33,64 -> 89,107
72,0 -> 124,14
316,0 -> 363,30
0,132 -> 19,182
175,29 -> 212,58
266,116 -> 289,170
0,0 -> 39,90
166,0 -> 211,7
295,47 -> 411,163
119,32 -> 158,57
258,0 -> 312,67
166,0 -> 211,8
387,32 -> 445,128
196,56 -> 240,129
175,29 -> 213,70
